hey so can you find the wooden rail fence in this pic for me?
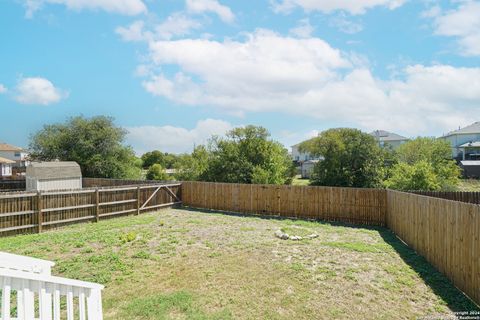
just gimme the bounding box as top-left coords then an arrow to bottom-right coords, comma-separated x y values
411,190 -> 480,205
0,182 -> 181,236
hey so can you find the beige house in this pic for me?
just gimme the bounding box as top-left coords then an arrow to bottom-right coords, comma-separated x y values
0,142 -> 30,168
370,130 -> 409,149
0,157 -> 15,178
26,162 -> 82,192
440,122 -> 480,160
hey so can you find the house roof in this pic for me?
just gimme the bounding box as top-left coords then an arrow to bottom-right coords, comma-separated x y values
0,156 -> 15,164
26,161 -> 82,180
444,122 -> 480,137
460,161 -> 480,166
0,143 -> 23,152
370,130 -> 408,142
459,141 -> 480,148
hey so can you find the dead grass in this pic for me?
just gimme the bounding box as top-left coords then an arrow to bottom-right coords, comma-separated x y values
0,208 -> 477,319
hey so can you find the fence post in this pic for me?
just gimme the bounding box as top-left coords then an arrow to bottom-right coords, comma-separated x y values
95,188 -> 100,222
136,186 -> 141,215
37,191 -> 43,233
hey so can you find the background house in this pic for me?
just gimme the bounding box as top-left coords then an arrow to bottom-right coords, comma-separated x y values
26,162 -> 82,192
0,157 -> 15,178
370,130 -> 409,149
291,143 -> 317,162
440,122 -> 480,160
0,142 -> 30,168
301,160 -> 319,179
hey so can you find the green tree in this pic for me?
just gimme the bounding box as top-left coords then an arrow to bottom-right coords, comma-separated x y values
146,164 -> 169,181
141,151 -> 165,169
384,161 -> 440,191
202,126 -> 295,184
174,146 -> 210,181
390,137 -> 461,190
300,128 -> 384,188
141,151 -> 179,169
29,115 -> 141,179
396,137 -> 452,166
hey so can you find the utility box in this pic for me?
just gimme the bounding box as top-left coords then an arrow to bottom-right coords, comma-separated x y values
26,161 -> 82,192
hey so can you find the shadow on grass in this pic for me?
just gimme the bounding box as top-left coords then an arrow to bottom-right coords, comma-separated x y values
180,206 -> 479,311
378,228 -> 479,312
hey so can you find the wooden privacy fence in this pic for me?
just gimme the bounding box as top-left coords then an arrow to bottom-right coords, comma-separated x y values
0,182 -> 181,236
182,181 -> 387,226
387,190 -> 480,306
411,190 -> 480,205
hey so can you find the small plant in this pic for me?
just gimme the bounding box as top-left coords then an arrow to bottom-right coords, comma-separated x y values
119,231 -> 137,244
132,250 -> 151,259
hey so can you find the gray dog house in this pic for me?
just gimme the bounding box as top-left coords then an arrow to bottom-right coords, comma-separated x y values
26,162 -> 82,192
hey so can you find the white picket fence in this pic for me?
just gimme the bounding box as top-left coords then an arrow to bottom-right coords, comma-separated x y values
0,252 -> 104,320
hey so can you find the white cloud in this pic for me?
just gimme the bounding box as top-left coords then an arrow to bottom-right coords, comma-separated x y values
14,77 -> 66,105
329,13 -> 363,34
116,20 -> 147,42
24,0 -> 147,18
186,0 -> 235,23
116,13 -> 202,42
126,119 -> 233,154
289,19 -> 314,38
139,30 -> 480,136
428,1 -> 480,56
0,84 -> 7,94
271,0 -> 406,15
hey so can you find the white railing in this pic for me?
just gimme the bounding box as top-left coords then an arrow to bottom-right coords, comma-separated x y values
0,253 -> 104,320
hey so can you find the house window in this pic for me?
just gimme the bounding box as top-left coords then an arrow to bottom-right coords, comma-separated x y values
14,152 -> 21,157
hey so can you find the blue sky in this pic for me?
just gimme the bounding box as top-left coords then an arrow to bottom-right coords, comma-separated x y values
1,0 -> 479,154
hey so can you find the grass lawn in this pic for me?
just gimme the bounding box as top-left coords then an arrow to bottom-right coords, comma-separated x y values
457,179 -> 480,191
292,175 -> 310,186
0,208 -> 477,319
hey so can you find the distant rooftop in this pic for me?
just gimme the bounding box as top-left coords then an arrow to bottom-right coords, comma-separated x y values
370,130 -> 408,142
0,143 -> 23,152
460,161 -> 480,166
444,122 -> 480,137
459,141 -> 480,148
27,161 -> 82,180
0,156 -> 15,164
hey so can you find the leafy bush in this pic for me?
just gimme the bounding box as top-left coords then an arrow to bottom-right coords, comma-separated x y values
146,163 -> 170,181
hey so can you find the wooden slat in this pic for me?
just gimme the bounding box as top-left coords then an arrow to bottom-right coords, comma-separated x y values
99,209 -> 137,218
98,199 -> 137,206
42,204 -> 96,213
0,210 -> 35,218
42,215 -> 96,226
0,224 -> 38,233
140,201 -> 181,211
